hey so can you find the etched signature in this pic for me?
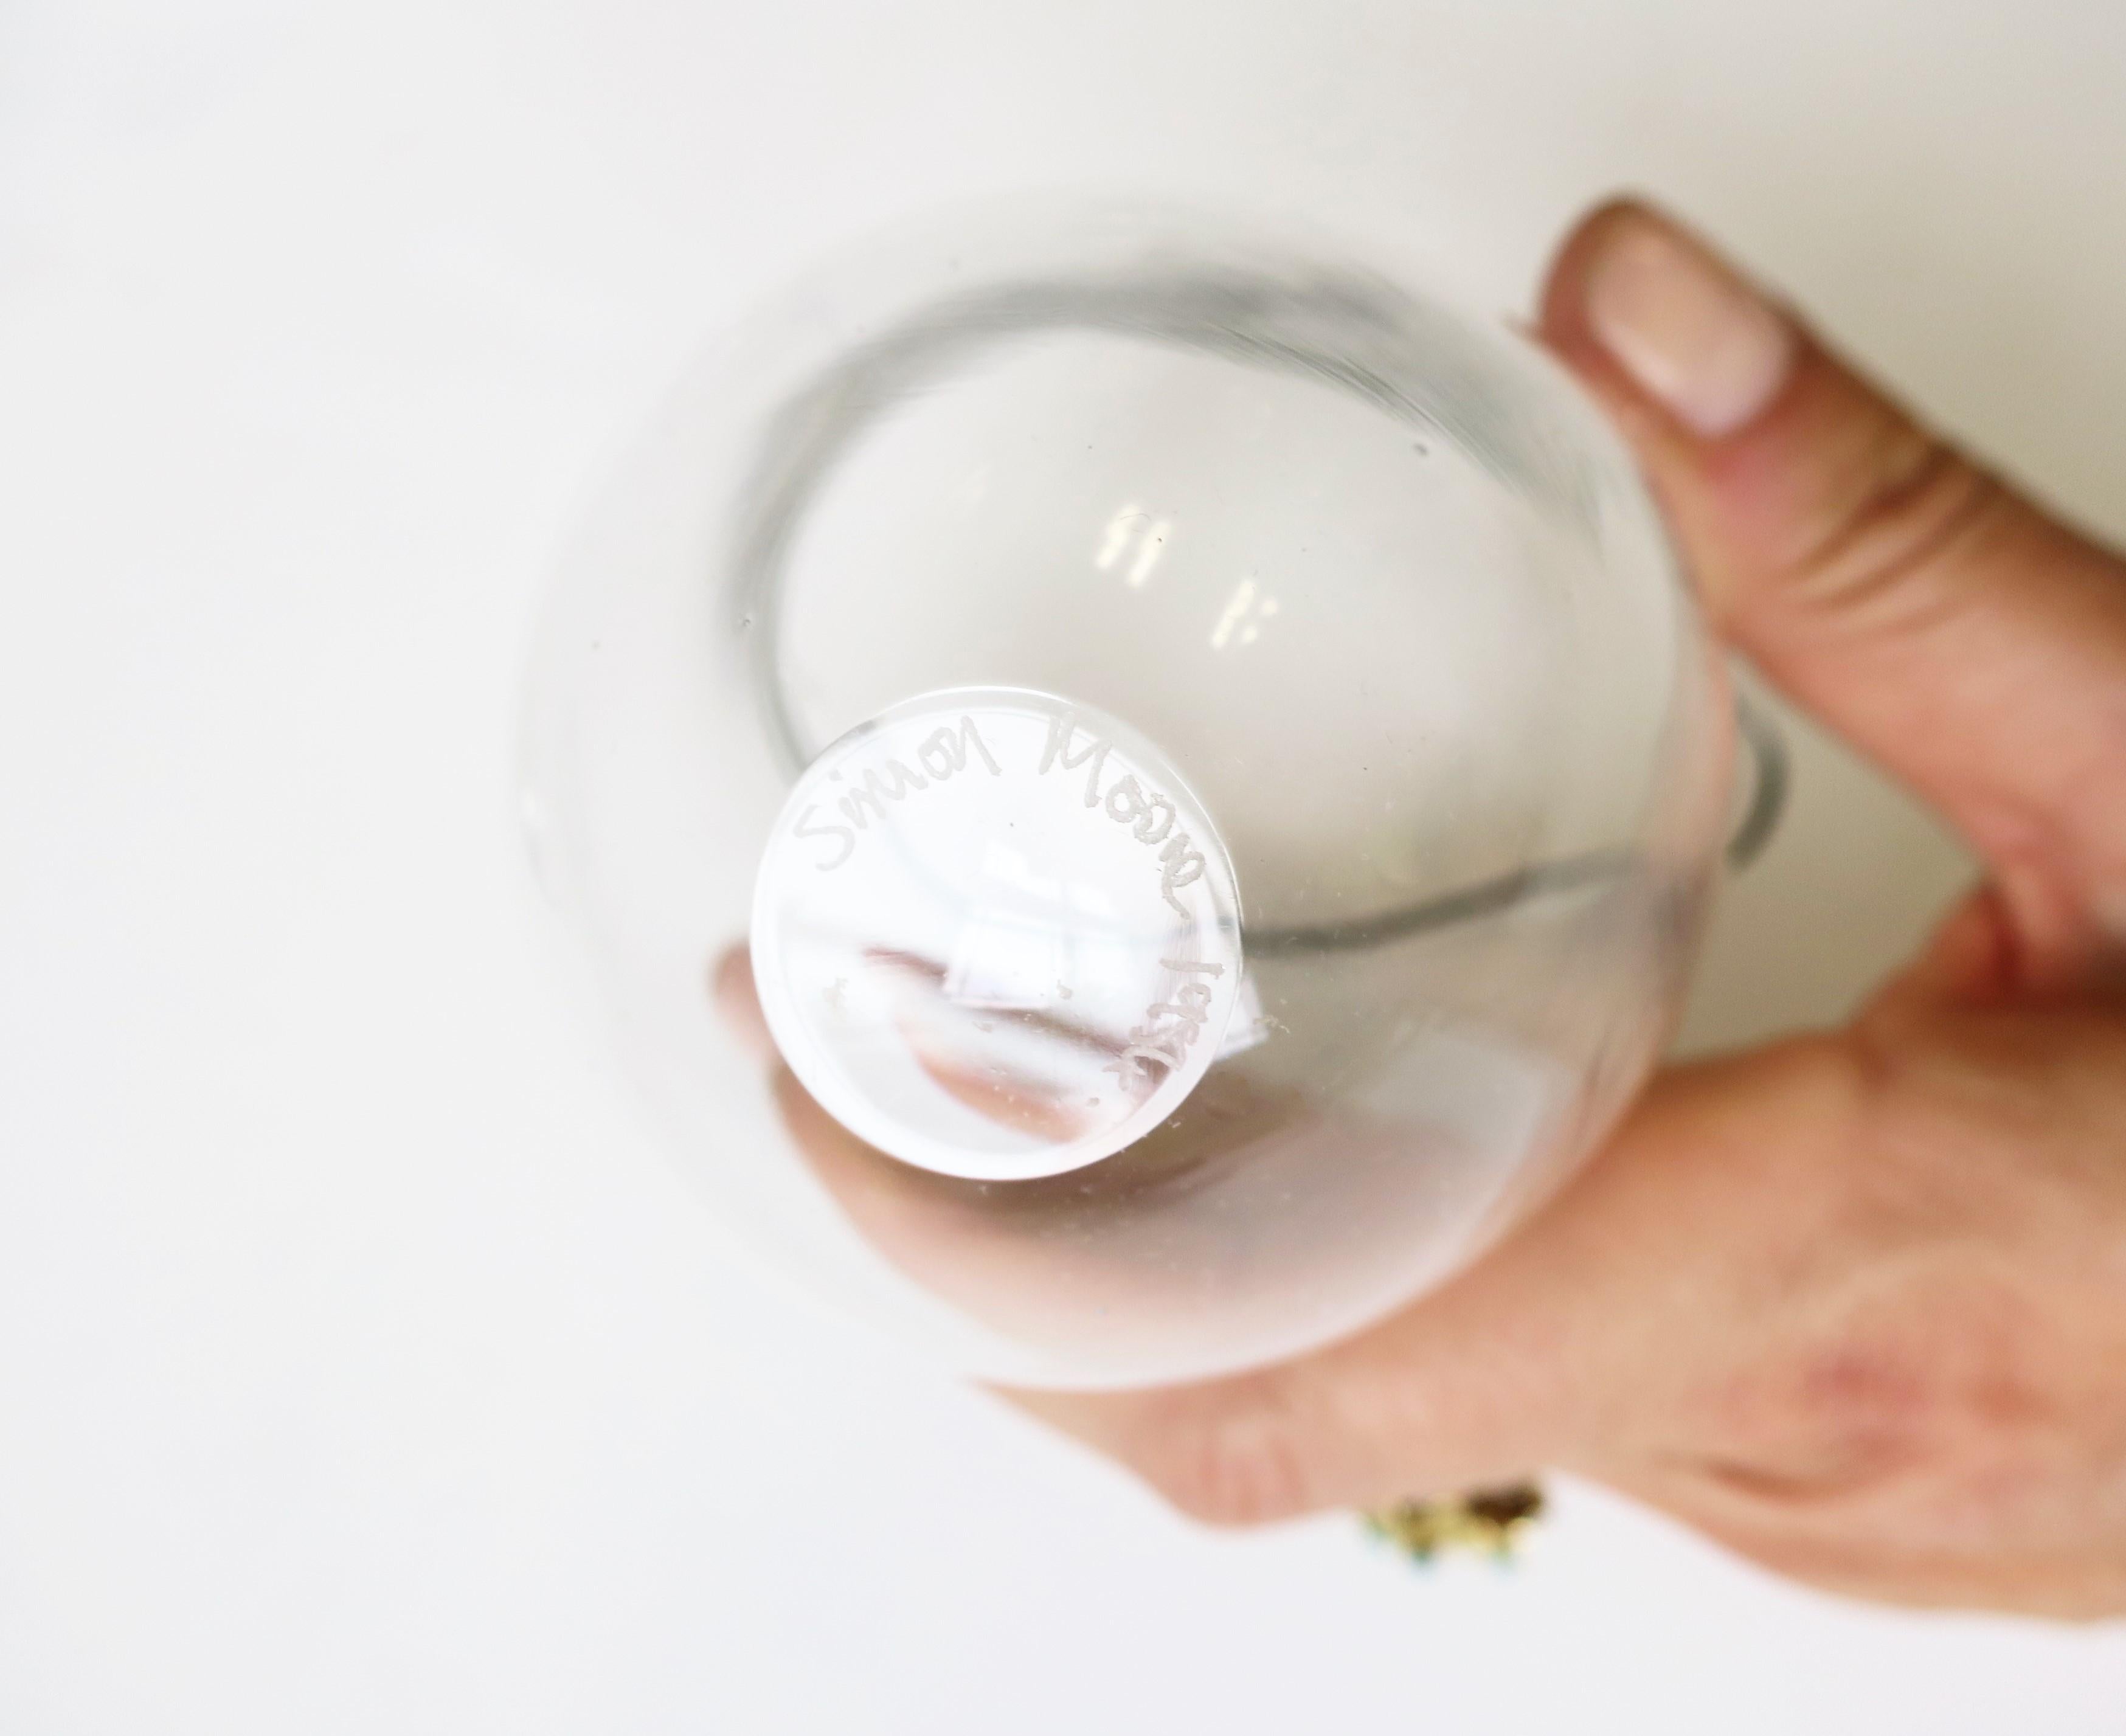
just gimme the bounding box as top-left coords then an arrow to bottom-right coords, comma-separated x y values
794,716 -> 1001,871
1104,957 -> 1227,1087
1035,712 -> 1207,916
789,708 -> 1214,929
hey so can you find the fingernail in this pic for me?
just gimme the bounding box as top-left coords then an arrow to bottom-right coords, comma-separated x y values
1584,212 -> 1795,438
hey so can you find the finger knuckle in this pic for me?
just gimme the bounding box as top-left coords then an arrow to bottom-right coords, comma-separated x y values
1784,430 -> 2007,629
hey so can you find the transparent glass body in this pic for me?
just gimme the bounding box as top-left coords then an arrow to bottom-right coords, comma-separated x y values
520,204 -> 1736,1389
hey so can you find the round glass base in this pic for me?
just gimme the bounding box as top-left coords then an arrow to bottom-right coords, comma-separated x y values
750,688 -> 1244,1181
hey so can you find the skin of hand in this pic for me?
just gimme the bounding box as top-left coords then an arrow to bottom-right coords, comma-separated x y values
1005,200 -> 2126,1620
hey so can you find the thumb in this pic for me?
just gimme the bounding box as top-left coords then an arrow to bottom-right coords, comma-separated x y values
1540,200 -> 2126,986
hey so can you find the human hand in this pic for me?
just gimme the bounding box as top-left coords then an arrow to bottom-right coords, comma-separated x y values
1007,200 -> 2126,1618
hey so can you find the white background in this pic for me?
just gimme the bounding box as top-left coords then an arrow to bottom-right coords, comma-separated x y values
5,1 -> 2126,1730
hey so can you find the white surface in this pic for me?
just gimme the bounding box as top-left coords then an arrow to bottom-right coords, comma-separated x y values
4,1 -> 2125,1730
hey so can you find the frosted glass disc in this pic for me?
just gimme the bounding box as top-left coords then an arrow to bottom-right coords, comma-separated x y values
750,688 -> 1243,1181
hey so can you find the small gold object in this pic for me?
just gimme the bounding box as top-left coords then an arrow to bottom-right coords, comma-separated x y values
1364,1481 -> 1544,1564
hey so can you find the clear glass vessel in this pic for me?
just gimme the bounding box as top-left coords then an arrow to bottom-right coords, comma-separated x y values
519,202 -> 1755,1389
